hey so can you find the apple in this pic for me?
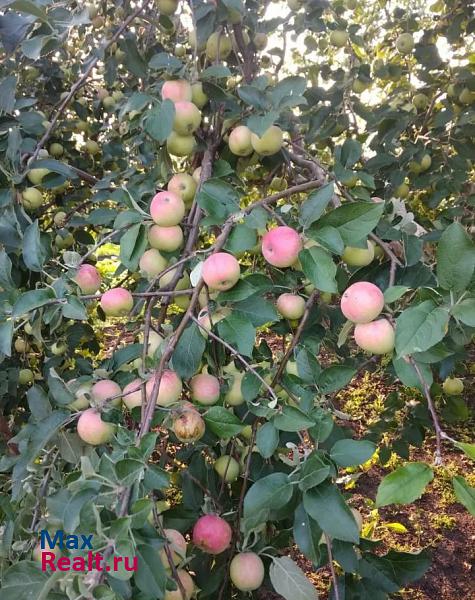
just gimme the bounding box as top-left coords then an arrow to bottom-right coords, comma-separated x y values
191,82 -> 208,108
75,264 -> 101,294
139,248 -> 168,280
162,80 -> 193,103
459,88 -> 474,105
84,139 -> 100,155
77,408 -> 116,445
342,241 -> 375,267
330,30 -> 349,48
173,101 -> 202,135
276,293 -> 306,319
206,32 -> 232,61
173,405 -> 205,442
442,377 -> 464,396
139,329 -> 164,358
190,373 -> 220,405
354,319 -> 395,354
395,182 -> 409,198
159,528 -> 187,567
250,125 -> 283,156
146,370 -> 183,406
225,372 -> 245,406
419,153 -> 431,171
150,191 -> 185,226
158,0 -> 178,16
253,32 -> 268,50
230,552 -> 265,592
51,341 -> 67,356
164,569 -> 194,600
68,381 -> 92,411
49,143 -> 64,157
352,79 -> 369,93
19,368 -> 34,385
55,232 -> 74,250
413,93 -> 429,110
21,188 -> 44,210
27,168 -> 50,185
192,167 -> 201,183
100,288 -> 134,317
214,455 -> 240,482
188,29 -> 206,52
287,0 -> 303,10
270,176 -> 287,191
167,173 -> 197,207
33,543 -> 61,563
91,379 -> 122,408
196,305 -> 229,337
102,96 -> 116,110
166,132 -> 196,157
340,281 -> 384,324
148,225 -> 183,252
192,514 -> 232,554
53,212 -> 67,227
228,125 -> 253,156
202,252 -> 241,291
396,33 -> 414,54
174,44 -> 186,57
261,226 -> 302,268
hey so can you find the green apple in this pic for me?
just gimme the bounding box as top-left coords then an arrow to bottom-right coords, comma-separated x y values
21,188 -> 44,210
396,33 -> 414,54
442,377 -> 463,396
330,30 -> 349,48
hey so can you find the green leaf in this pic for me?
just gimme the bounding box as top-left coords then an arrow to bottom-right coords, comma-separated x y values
436,223 -> 475,293
0,248 -> 14,289
115,459 -> 144,487
10,0 -> 49,21
204,406 -> 244,438
135,544 -> 167,597
234,295 -> 278,326
330,439 -> 376,467
392,357 -> 433,391
12,289 -> 56,318
145,99 -> 175,144
246,111 -> 279,136
0,76 -> 17,114
23,220 -> 47,272
299,452 -> 331,491
144,464 -> 170,490
218,314 -> 255,357
299,183 -> 334,229
316,201 -> 384,245
303,481 -> 360,543
119,223 -> 148,271
62,296 -> 87,320
172,323 -> 206,379
384,285 -> 410,304
244,473 -> 293,524
452,476 -> 475,516
269,556 -> 318,600
47,369 -> 75,406
293,503 -> 322,564
376,462 -> 433,507
0,320 -> 13,356
225,224 -> 257,253
63,487 -> 99,533
0,561 -> 49,600
273,406 -> 315,432
29,159 -> 78,179
256,422 -> 279,458
196,179 -> 241,225
318,365 -> 356,394
451,298 -> 475,326
455,442 -> 475,461
299,246 -> 337,293
340,139 -> 362,167
395,300 -> 450,357
121,38 -> 148,78
310,226 -> 344,254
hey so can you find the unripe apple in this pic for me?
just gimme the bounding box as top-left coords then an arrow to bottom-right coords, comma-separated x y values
69,381 -> 92,411
196,305 -> 229,337
340,281 -> 384,324
77,408 -> 116,445
146,370 -> 183,406
395,182 -> 409,198
174,44 -> 186,57
55,232 -> 74,250
164,569 -> 194,600
100,288 -> 134,317
250,125 -> 283,156
33,543 -> 61,563
459,88 -> 474,105
159,528 -> 187,567
413,93 -> 429,110
188,29 -> 206,52
190,373 -> 220,405
166,132 -> 196,157
225,372 -> 245,406
148,225 -> 183,252
91,379 -> 122,408
261,226 -> 302,268
342,241 -> 375,267
85,139 -> 100,155
192,167 -> 201,184
192,514 -> 232,554
287,0 -> 303,10
396,33 -> 414,54
173,405 -> 205,442
162,80 -> 193,103
140,329 -> 164,357
14,338 -> 30,353
150,191 -> 185,227
102,96 -> 115,110
276,293 -> 306,319
206,32 -> 232,61
286,360 -> 299,377
21,188 -> 44,210
167,173 -> 197,207
419,153 -> 431,171
202,252 -> 241,291
352,79 -> 369,94
354,319 -> 395,354
214,455 -> 240,482
51,341 -> 67,356
230,552 -> 265,591
442,377 -> 464,396
75,119 -> 88,132
139,248 -> 168,280
228,125 -> 253,156
254,32 -> 268,50
191,82 -> 208,108
19,368 -> 34,385
49,143 -> 64,157
75,264 -> 101,294
330,29 -> 349,48
112,90 -> 124,102
91,15 -> 104,28
173,101 -> 202,135
269,176 -> 287,191
158,0 -> 178,16
53,211 -> 67,227
27,168 -> 50,185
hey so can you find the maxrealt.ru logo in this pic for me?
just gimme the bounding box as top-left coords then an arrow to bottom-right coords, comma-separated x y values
39,530 -> 138,572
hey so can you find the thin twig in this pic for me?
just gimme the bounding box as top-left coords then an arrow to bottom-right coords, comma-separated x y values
324,533 -> 341,600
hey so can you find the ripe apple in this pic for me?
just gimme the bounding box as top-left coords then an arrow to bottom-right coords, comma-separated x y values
228,125 -> 253,156
173,101 -> 202,135
192,514 -> 232,554
148,225 -> 183,252
330,29 -> 349,47
146,370 -> 183,406
49,143 -> 64,157
190,373 -> 220,405
191,82 -> 208,108
77,408 -> 116,445
342,241 -> 375,267
340,281 -> 384,324
261,226 -> 302,268
150,191 -> 185,226
214,455 -> 240,482
139,248 -> 168,280
162,79 -> 193,103
206,32 -> 232,61
173,406 -> 205,442
164,569 -> 194,600
250,125 -> 283,156
354,319 -> 395,354
158,0 -> 178,16
166,132 -> 196,157
19,368 -> 34,385
100,288 -> 134,317
442,377 -> 464,396
202,252 -> 241,291
276,293 -> 306,319
167,173 -> 197,207
230,552 -> 265,591
75,264 -> 101,294
159,528 -> 187,567
91,379 -> 122,408
396,33 -> 414,54
21,188 -> 44,210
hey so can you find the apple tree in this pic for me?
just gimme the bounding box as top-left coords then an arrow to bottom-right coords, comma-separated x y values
0,0 -> 474,598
